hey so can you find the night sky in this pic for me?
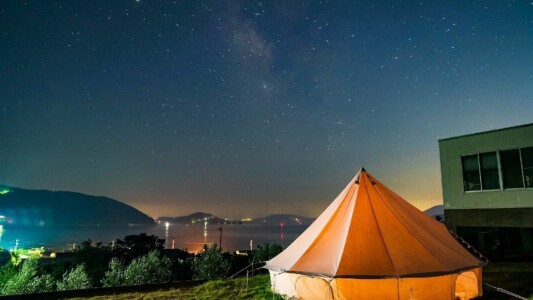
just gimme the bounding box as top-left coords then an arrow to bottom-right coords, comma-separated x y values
1,1 -> 532,219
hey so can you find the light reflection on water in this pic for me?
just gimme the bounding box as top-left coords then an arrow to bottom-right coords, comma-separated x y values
0,223 -> 309,253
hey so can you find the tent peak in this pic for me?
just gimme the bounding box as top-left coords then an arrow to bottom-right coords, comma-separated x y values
355,167 -> 367,184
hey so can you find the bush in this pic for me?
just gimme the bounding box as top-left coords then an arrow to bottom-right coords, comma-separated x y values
253,243 -> 283,263
0,262 -> 17,290
123,250 -> 172,285
21,273 -> 55,294
57,263 -> 91,291
102,251 -> 171,287
1,258 -> 54,295
192,244 -> 230,280
101,258 -> 126,287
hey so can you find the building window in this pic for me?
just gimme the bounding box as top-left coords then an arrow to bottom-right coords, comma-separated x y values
462,155 -> 481,191
501,149 -> 524,189
522,147 -> 533,188
461,146 -> 533,192
480,152 -> 500,190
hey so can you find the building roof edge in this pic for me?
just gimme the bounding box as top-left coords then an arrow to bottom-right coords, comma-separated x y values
438,123 -> 533,143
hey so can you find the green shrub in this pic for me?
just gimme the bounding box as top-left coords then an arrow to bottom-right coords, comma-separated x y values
22,274 -> 55,294
101,251 -> 171,287
192,244 -> 230,280
101,258 -> 126,287
1,258 -> 54,295
0,262 -> 17,290
123,250 -> 171,285
57,263 -> 91,291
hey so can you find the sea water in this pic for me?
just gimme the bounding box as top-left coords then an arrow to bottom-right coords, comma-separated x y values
0,223 -> 308,253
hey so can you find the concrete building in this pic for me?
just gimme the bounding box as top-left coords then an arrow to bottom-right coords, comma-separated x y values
439,123 -> 533,260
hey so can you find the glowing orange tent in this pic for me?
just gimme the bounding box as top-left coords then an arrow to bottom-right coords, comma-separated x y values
265,168 -> 483,300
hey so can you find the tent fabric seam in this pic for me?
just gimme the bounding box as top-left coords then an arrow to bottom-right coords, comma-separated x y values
362,176 -> 399,276
375,181 -> 484,269
282,264 -> 481,279
372,183 -> 452,271
285,183 -> 354,272
334,183 -> 358,277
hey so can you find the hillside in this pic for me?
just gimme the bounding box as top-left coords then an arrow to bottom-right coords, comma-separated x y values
158,212 -> 314,226
251,214 -> 314,225
158,212 -> 227,225
0,185 -> 154,227
424,205 -> 444,220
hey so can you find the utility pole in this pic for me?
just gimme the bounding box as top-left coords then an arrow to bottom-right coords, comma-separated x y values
218,226 -> 223,250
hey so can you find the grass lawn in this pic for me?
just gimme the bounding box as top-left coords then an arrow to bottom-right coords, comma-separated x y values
73,263 -> 533,300
72,274 -> 285,300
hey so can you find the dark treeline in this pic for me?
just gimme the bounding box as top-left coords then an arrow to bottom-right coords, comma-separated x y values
0,233 -> 282,296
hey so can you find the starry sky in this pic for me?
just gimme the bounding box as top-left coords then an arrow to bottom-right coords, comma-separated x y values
1,1 -> 532,219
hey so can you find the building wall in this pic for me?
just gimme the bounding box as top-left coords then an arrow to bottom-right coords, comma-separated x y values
439,124 -> 533,211
439,124 -> 533,260
445,208 -> 533,228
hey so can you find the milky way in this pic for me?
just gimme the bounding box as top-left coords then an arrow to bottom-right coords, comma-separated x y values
1,1 -> 532,218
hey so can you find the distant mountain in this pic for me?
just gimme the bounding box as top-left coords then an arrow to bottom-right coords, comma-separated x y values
157,212 -> 314,226
252,214 -> 314,225
0,185 -> 154,227
158,212 -> 227,225
425,205 -> 444,220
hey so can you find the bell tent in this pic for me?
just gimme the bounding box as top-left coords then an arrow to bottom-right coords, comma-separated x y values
265,168 -> 483,300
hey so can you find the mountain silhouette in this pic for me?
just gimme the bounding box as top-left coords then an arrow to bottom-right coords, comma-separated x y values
157,212 -> 227,224
252,214 -> 314,225
424,204 -> 444,220
0,185 -> 154,227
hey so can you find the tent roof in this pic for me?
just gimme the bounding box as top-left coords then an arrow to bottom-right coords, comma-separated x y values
265,168 -> 482,278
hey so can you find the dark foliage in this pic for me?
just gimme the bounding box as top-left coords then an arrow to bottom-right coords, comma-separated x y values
162,249 -> 193,281
112,233 -> 165,263
74,239 -> 114,286
253,243 -> 283,263
41,260 -> 74,282
226,253 -> 252,277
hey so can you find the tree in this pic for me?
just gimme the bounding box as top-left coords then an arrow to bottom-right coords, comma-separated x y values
113,233 -> 165,262
253,243 -> 283,263
1,258 -> 54,295
123,250 -> 171,285
74,239 -> 113,285
101,258 -> 126,287
57,264 -> 91,291
192,244 -> 230,280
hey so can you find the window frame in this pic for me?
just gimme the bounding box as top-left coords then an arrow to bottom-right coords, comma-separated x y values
479,151 -> 501,191
461,146 -> 533,193
500,148 -> 525,189
520,146 -> 533,188
461,153 -> 482,192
